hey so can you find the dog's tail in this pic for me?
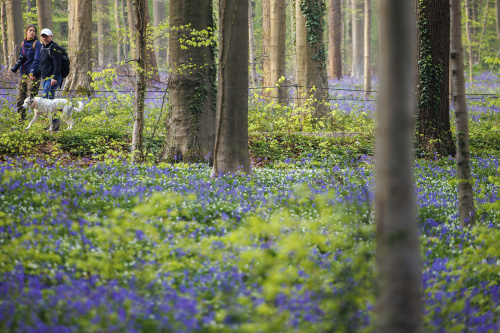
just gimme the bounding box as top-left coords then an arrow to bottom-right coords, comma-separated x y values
73,101 -> 84,112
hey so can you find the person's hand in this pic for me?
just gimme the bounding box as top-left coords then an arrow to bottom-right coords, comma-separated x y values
50,79 -> 58,86
29,74 -> 36,81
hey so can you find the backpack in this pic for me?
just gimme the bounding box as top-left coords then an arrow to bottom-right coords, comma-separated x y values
48,43 -> 70,78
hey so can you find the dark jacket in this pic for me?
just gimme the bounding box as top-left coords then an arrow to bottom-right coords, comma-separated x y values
39,41 -> 63,80
19,37 -> 41,77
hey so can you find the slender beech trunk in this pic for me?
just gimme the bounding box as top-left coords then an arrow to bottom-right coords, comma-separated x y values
121,0 -> 129,58
464,0 -> 474,82
126,0 -> 135,56
211,0 -> 252,177
376,0 -> 422,331
416,0 -> 455,157
296,0 -> 329,118
153,0 -> 167,64
65,0 -> 93,95
249,0 -> 258,88
131,0 -> 147,163
351,0 -> 364,78
1,3 -> 8,68
97,0 -> 112,67
450,0 -> 476,228
36,0 -> 52,30
329,0 -> 342,79
270,0 -> 287,103
363,0 -> 371,99
477,0 -> 490,63
344,0 -> 351,75
496,0 -> 500,51
163,0 -> 216,163
262,0 -> 271,93
5,0 -> 23,68
114,0 -> 123,62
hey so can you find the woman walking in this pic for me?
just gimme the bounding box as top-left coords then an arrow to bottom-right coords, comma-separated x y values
11,24 -> 42,123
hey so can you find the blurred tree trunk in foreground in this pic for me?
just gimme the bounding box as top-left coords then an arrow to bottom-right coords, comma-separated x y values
328,0 -> 342,80
270,0 -> 287,104
65,0 -> 93,95
131,0 -> 147,163
416,0 -> 455,157
6,0 -> 23,68
450,0 -> 476,228
36,0 -> 52,31
211,0 -> 252,177
162,0 -> 216,164
376,0 -> 422,331
295,0 -> 329,118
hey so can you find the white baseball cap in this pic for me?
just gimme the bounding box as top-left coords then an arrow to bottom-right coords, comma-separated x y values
40,28 -> 53,36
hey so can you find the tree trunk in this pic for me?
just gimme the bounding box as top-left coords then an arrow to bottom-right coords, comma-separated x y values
97,0 -> 112,67
162,0 -> 216,164
363,0 -> 371,98
477,0 -> 490,63
114,0 -> 123,62
153,0 -> 167,64
328,0 -> 342,79
496,0 -> 500,51
126,0 -> 135,56
262,0 -> 271,94
126,0 -> 160,82
65,0 -> 93,95
376,0 -> 422,331
464,0 -> 474,82
1,3 -> 8,68
249,0 -> 258,88
5,0 -> 23,68
121,0 -> 129,58
270,0 -> 287,103
450,0 -> 476,228
36,0 -> 52,31
296,0 -> 329,118
351,0 -> 363,78
344,0 -> 351,75
131,0 -> 147,163
211,0 -> 252,177
416,0 -> 455,157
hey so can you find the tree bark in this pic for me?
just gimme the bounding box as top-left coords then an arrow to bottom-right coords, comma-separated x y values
376,0 -> 422,331
363,0 -> 371,98
121,0 -> 129,58
270,0 -> 287,103
296,0 -> 329,118
5,0 -> 23,68
162,0 -> 216,164
114,0 -> 123,62
496,0 -> 500,51
351,0 -> 364,78
131,0 -> 147,163
1,3 -> 8,68
262,0 -> 271,93
211,0 -> 252,177
416,0 -> 455,157
126,0 -> 160,82
65,0 -> 92,95
153,0 -> 167,64
249,0 -> 258,88
97,0 -> 112,67
464,0 -> 474,82
328,0 -> 342,79
36,0 -> 52,31
450,0 -> 476,228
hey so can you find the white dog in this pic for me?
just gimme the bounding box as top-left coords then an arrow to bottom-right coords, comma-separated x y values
22,97 -> 84,131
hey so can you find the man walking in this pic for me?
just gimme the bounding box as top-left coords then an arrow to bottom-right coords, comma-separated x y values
39,28 -> 63,131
